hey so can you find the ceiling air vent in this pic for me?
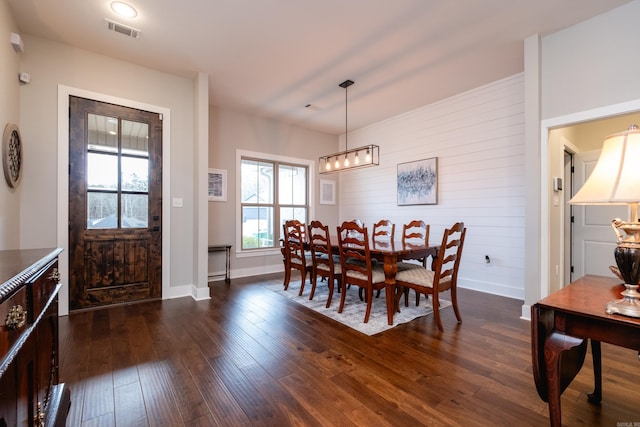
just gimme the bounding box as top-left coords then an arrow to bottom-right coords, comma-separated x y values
105,19 -> 141,39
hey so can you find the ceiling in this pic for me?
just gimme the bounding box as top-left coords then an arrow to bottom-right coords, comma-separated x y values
6,0 -> 633,135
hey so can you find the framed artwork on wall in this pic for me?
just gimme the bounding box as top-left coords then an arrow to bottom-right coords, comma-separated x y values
397,157 -> 437,205
319,179 -> 336,205
208,168 -> 227,202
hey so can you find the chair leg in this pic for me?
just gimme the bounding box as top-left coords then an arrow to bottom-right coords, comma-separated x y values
298,269 -> 306,296
364,287 -> 374,323
309,273 -> 317,300
283,267 -> 291,290
325,274 -> 334,308
415,290 -> 421,306
451,286 -> 462,323
338,279 -> 347,313
432,290 -> 443,332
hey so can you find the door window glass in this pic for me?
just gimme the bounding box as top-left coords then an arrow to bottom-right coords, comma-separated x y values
87,114 -> 149,229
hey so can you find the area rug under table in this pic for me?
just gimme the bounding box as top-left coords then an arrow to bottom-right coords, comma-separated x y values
266,280 -> 451,336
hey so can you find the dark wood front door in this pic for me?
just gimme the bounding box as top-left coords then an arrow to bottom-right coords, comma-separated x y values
68,96 -> 162,311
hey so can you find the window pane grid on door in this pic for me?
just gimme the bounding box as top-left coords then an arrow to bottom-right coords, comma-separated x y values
86,114 -> 149,230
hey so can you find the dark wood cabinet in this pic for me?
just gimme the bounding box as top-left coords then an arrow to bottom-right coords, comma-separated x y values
0,248 -> 69,427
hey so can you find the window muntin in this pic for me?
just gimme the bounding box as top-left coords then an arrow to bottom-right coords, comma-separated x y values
86,114 -> 149,229
241,157 -> 308,250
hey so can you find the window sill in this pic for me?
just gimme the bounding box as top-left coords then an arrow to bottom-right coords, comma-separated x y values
235,247 -> 281,259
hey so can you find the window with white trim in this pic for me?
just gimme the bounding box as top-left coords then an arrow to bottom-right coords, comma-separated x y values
240,157 -> 308,250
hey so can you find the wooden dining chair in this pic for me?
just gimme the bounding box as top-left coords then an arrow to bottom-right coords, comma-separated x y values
307,220 -> 340,308
337,220 -> 386,323
395,222 -> 466,331
364,219 -> 395,300
402,220 -> 430,266
282,219 -> 312,294
373,219 -> 395,241
398,219 -> 431,306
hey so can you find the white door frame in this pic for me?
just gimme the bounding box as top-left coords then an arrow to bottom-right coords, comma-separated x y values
57,85 -> 171,316
540,99 -> 640,299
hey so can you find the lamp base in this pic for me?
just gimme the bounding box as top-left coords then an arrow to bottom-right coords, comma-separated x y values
605,284 -> 640,318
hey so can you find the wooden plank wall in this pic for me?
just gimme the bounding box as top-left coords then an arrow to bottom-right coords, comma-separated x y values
339,73 -> 525,299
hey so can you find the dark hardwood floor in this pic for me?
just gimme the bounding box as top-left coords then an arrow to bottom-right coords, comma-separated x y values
59,273 -> 640,426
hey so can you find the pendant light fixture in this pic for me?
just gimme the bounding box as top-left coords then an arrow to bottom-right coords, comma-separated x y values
318,80 -> 379,174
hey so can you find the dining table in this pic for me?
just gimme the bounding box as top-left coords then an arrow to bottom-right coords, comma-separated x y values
285,233 -> 439,325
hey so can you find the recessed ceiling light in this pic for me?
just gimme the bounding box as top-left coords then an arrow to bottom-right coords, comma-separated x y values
111,1 -> 137,18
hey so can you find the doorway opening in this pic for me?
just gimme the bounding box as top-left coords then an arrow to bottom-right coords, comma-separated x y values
543,108 -> 640,299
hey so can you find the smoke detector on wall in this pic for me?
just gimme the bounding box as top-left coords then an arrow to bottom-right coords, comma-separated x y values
105,18 -> 141,39
10,32 -> 24,53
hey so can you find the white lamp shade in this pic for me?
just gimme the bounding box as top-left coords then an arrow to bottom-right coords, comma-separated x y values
569,127 -> 640,205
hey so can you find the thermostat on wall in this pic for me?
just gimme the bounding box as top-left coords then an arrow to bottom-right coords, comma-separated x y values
553,177 -> 563,192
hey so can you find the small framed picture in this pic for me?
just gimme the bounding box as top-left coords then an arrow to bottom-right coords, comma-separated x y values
208,169 -> 227,202
319,179 -> 336,205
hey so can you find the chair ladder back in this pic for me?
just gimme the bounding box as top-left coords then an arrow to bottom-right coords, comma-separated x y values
402,220 -> 429,245
433,223 -> 466,284
284,220 -> 306,265
337,221 -> 372,279
308,221 -> 333,268
373,219 -> 395,241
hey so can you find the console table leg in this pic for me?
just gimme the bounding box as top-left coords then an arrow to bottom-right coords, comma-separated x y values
588,339 -> 602,403
544,332 -> 585,427
225,247 -> 231,283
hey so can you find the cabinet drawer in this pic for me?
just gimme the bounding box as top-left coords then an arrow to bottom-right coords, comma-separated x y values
27,259 -> 59,323
0,286 -> 28,358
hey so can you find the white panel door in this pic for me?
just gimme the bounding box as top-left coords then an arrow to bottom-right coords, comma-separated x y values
571,149 -> 627,281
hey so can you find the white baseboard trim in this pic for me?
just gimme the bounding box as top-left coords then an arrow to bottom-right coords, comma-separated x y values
458,277 -> 524,300
521,304 -> 531,321
227,264 -> 283,280
167,264 -> 284,302
165,283 -> 211,301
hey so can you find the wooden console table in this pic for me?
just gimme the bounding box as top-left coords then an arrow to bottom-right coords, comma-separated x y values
208,244 -> 231,283
531,274 -> 640,426
0,248 -> 69,426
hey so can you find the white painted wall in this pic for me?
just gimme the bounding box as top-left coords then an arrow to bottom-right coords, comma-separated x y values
15,34 -> 204,313
541,0 -> 640,121
0,3 -> 21,249
526,0 -> 640,315
339,74 -> 525,299
208,107 -> 339,279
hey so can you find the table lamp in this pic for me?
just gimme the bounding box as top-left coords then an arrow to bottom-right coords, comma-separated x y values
569,124 -> 640,318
